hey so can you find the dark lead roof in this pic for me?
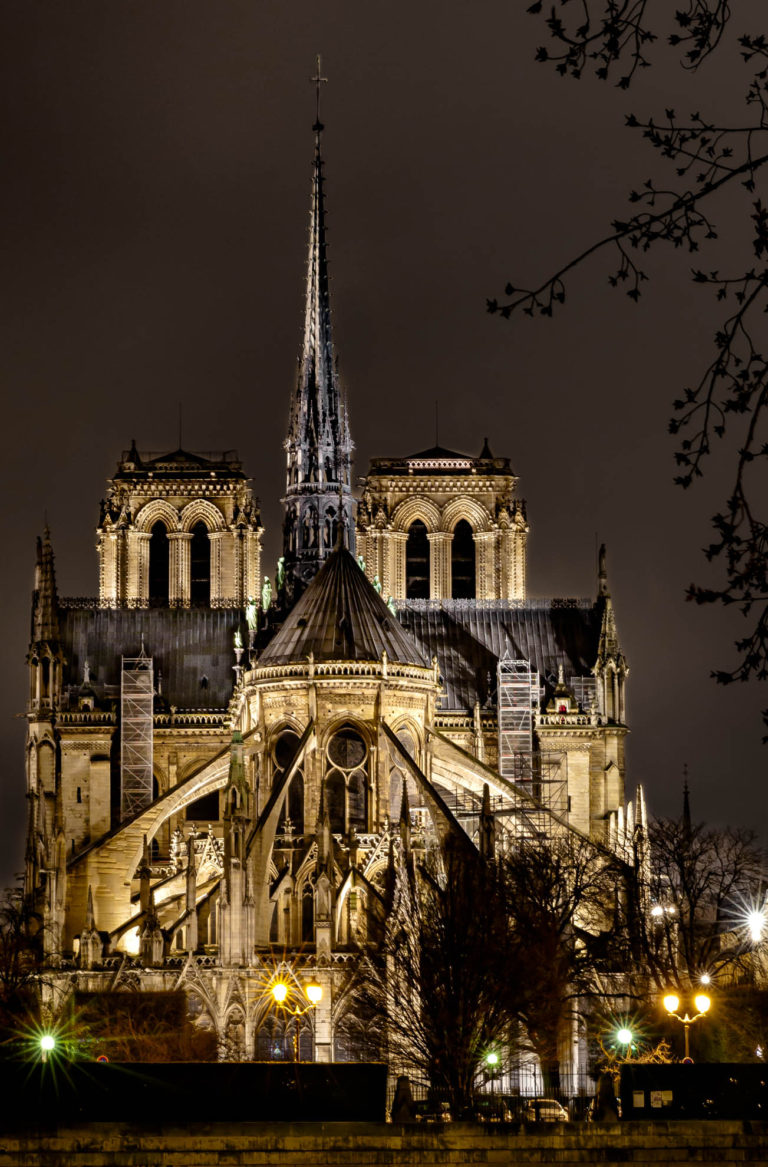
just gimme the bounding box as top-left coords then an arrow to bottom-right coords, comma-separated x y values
59,608 -> 239,709
257,548 -> 429,668
396,602 -> 603,710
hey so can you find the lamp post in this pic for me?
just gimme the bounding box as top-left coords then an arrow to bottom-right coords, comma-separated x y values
662,992 -> 711,1062
271,980 -> 323,1062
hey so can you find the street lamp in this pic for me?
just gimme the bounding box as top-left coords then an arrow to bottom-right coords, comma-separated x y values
270,980 -> 323,1061
663,992 -> 711,1062
39,1034 -> 56,1063
616,1027 -> 633,1053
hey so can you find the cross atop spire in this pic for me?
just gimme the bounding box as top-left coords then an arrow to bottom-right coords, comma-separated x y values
312,54 -> 327,131
282,63 -> 354,596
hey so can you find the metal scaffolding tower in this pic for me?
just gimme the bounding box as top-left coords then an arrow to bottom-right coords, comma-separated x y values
120,650 -> 154,821
497,652 -> 535,782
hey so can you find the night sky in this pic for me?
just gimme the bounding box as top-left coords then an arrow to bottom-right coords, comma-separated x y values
1,2 -> 765,888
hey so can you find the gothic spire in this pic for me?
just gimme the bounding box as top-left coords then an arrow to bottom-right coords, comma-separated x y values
283,59 -> 354,596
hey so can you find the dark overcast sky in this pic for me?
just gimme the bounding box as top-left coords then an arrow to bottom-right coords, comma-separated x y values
0,1 -> 765,887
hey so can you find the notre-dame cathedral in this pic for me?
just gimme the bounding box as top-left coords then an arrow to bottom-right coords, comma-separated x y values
24,108 -> 637,1073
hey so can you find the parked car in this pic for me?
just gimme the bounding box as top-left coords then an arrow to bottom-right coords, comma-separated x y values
473,1095 -> 513,1123
521,1098 -> 569,1123
413,1099 -> 452,1123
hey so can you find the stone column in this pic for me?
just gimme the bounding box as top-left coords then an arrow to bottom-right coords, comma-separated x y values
98,531 -> 119,604
474,531 -> 496,600
428,533 -> 451,600
244,528 -> 262,606
209,531 -> 226,606
388,531 -> 407,599
130,531 -> 151,604
168,533 -> 191,607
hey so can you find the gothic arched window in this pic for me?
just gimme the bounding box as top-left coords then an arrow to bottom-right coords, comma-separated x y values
190,522 -> 210,606
326,726 -> 368,833
406,520 -> 429,599
149,521 -> 170,605
451,519 -> 476,600
273,729 -> 305,835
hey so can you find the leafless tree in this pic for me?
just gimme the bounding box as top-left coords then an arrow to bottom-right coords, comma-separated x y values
626,816 -> 767,990
500,833 -> 627,1091
490,2 -> 768,731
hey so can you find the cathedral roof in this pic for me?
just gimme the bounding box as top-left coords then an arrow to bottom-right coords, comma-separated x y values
257,548 -> 429,669
58,608 -> 238,711
114,446 -> 245,479
396,601 -> 603,709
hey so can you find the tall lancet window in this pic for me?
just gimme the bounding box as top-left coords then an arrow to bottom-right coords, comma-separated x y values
451,520 -> 476,600
190,522 -> 210,606
405,521 -> 430,599
325,725 -> 368,832
149,522 -> 170,606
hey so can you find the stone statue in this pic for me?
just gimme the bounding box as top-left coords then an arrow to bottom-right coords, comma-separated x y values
261,576 -> 272,612
357,554 -> 366,573
276,556 -> 286,592
373,574 -> 382,595
234,630 -> 243,651
245,597 -> 257,630
387,595 -> 397,616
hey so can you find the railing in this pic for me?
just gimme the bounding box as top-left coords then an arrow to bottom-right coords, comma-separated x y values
538,713 -> 596,727
60,597 -> 245,610
396,597 -> 593,611
57,711 -> 115,725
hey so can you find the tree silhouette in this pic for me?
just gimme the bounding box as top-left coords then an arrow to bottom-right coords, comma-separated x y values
490,3 -> 768,733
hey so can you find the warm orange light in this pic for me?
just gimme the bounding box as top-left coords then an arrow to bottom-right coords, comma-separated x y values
663,994 -> 680,1015
272,982 -> 289,1004
305,982 -> 323,1006
694,994 -> 711,1014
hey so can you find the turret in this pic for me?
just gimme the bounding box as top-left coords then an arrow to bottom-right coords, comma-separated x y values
593,544 -> 628,723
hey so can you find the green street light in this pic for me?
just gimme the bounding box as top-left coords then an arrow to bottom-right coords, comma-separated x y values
485,1051 -> 499,1067
616,1027 -> 633,1047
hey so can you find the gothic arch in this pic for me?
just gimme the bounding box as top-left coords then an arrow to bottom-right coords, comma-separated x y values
390,497 -> 441,534
134,499 -> 179,533
180,499 -> 226,533
441,497 -> 493,533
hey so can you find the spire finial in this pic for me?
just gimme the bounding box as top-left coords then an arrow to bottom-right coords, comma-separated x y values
598,542 -> 608,597
311,54 -> 327,134
682,764 -> 691,834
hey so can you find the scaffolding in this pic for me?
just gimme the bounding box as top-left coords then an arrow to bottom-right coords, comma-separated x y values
120,650 -> 154,821
496,651 -> 569,836
497,653 -> 535,783
429,750 -> 569,851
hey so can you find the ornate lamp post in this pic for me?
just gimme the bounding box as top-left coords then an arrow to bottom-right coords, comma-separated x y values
271,980 -> 323,1062
663,992 -> 711,1062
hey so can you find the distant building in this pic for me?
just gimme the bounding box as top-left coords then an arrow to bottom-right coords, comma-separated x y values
24,109 -> 634,1076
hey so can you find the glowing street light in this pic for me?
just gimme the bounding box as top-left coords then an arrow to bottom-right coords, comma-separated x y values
270,979 -> 323,1061
747,909 -> 765,944
616,1027 -> 633,1049
39,1033 -> 56,1063
663,991 -> 711,1062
